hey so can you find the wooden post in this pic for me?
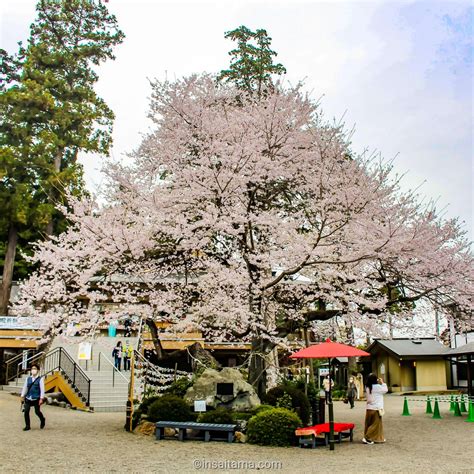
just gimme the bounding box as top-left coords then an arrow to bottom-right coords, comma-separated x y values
467,354 -> 472,398
125,352 -> 135,432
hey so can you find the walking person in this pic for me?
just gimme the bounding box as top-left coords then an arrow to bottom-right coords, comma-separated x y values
20,363 -> 46,431
112,341 -> 123,371
123,341 -> 133,371
363,373 -> 388,444
323,375 -> 334,404
346,375 -> 358,409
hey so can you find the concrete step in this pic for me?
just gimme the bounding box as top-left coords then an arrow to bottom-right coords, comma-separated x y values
90,397 -> 128,403
2,385 -> 21,393
92,406 -> 127,413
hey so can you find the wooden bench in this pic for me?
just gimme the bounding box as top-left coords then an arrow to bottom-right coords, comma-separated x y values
155,421 -> 237,443
295,422 -> 355,448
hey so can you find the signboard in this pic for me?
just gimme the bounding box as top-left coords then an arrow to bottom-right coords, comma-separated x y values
194,400 -> 206,412
78,342 -> 92,360
319,367 -> 329,376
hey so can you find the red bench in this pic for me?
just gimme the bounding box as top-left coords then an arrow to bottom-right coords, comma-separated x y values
295,422 -> 355,448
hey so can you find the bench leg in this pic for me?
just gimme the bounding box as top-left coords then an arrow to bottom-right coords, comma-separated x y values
155,427 -> 164,440
227,431 -> 234,443
338,432 -> 342,444
204,431 -> 211,442
178,428 -> 186,441
324,434 -> 329,446
350,429 -> 353,442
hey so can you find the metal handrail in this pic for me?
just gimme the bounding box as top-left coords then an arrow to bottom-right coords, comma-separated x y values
5,349 -> 32,366
6,351 -> 45,384
42,347 -> 91,406
97,352 -> 128,387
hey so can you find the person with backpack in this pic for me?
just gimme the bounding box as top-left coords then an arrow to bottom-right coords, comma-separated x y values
20,363 -> 46,431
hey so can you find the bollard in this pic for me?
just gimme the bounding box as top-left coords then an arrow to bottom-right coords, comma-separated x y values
432,398 -> 442,419
402,397 -> 411,416
459,395 -> 467,413
465,400 -> 474,423
425,396 -> 433,415
453,398 -> 462,417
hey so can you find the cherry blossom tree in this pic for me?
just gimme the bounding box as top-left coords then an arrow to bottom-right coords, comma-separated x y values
15,75 -> 473,396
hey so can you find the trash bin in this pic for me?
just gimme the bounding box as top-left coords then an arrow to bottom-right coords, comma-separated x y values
312,396 -> 326,424
108,324 -> 117,337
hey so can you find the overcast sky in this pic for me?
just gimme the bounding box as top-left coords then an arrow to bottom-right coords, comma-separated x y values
2,0 -> 473,238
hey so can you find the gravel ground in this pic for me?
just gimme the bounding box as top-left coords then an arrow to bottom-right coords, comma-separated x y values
0,391 -> 472,473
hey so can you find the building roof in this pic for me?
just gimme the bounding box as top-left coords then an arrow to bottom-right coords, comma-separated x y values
447,341 -> 474,356
367,338 -> 449,358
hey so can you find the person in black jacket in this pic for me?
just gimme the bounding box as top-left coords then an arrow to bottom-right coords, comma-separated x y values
20,363 -> 46,431
346,376 -> 358,408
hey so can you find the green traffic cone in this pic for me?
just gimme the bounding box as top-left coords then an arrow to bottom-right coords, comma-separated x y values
432,398 -> 442,419
402,397 -> 411,416
460,396 -> 467,413
465,400 -> 474,423
425,396 -> 433,414
449,395 -> 455,411
453,399 -> 462,417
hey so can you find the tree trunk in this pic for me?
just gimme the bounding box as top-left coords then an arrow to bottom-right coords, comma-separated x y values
248,337 -> 268,399
0,225 -> 18,315
45,151 -> 63,236
145,318 -> 165,359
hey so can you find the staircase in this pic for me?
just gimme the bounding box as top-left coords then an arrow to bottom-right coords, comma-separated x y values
51,335 -> 138,412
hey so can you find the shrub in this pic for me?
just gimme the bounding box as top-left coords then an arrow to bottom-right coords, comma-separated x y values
197,407 -> 234,424
247,408 -> 302,446
232,411 -> 254,421
276,392 -> 293,410
232,405 -> 273,421
139,395 -> 161,414
132,409 -> 142,429
147,395 -> 195,422
265,386 -> 311,425
252,404 -> 274,415
163,377 -> 194,398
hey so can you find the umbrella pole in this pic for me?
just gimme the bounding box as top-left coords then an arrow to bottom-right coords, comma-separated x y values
328,357 -> 335,451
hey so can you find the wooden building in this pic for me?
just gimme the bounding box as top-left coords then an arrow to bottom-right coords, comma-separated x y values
366,338 -> 450,392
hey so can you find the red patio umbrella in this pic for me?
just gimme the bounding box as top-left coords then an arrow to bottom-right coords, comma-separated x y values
291,338 -> 370,451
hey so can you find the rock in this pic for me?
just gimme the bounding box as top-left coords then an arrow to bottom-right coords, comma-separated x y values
58,401 -> 67,408
164,427 -> 176,437
235,420 -> 248,433
46,397 -> 53,405
184,367 -> 260,411
135,421 -> 156,436
235,431 -> 247,443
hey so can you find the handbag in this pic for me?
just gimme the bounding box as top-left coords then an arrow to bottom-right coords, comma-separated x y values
378,408 -> 385,417
343,398 -> 349,404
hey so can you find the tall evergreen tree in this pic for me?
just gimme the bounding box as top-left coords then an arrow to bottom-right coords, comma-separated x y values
0,0 -> 124,314
218,25 -> 286,95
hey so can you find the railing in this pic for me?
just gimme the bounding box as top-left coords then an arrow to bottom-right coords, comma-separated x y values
131,349 -> 191,399
97,352 -> 128,387
41,347 -> 91,406
5,351 -> 45,384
